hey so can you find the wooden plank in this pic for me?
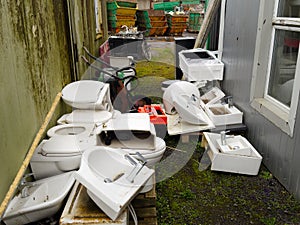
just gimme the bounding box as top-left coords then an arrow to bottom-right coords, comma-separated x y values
0,92 -> 62,218
194,0 -> 222,48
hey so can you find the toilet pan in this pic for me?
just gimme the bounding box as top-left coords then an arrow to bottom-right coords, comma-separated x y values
47,123 -> 95,138
121,137 -> 166,193
30,135 -> 95,180
105,137 -> 166,193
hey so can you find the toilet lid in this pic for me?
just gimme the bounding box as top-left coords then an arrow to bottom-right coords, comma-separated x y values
41,136 -> 91,156
66,110 -> 112,124
62,80 -> 104,103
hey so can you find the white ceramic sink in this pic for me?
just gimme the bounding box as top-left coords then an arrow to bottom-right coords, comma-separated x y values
74,147 -> 154,221
205,103 -> 243,126
203,132 -> 262,175
2,172 -> 75,225
200,87 -> 225,108
216,135 -> 252,156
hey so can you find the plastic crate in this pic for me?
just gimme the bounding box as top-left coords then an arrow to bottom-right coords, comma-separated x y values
187,24 -> 201,32
108,19 -> 136,28
166,14 -> 189,23
188,12 -> 204,25
151,20 -> 167,27
138,105 -> 167,125
108,15 -> 136,21
136,10 -> 152,26
147,26 -> 168,36
165,26 -> 186,36
107,1 -> 137,10
107,1 -> 137,17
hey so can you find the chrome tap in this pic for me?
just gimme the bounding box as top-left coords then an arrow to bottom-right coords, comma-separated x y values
220,131 -> 230,145
125,153 -> 147,183
221,96 -> 233,108
18,173 -> 35,198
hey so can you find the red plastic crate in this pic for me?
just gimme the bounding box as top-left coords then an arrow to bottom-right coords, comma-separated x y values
138,105 -> 167,125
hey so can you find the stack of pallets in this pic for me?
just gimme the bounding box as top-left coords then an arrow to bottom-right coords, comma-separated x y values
165,14 -> 189,36
107,0 -> 137,33
136,9 -> 168,36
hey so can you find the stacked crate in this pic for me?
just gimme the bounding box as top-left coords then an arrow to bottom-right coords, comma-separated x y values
165,14 -> 188,36
187,12 -> 204,32
136,9 -> 168,36
107,0 -> 137,34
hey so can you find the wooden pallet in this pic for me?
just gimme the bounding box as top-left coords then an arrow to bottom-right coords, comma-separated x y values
130,183 -> 157,225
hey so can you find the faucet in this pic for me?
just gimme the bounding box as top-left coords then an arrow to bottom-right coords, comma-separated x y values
220,131 -> 230,145
221,96 -> 233,108
18,173 -> 35,198
125,153 -> 147,183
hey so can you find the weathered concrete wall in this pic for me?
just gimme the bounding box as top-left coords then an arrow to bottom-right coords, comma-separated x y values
0,0 -> 71,204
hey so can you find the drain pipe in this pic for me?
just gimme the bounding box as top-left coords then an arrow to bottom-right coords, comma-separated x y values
0,92 -> 62,220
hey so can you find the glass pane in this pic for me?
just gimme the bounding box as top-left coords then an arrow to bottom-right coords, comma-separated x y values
268,29 -> 300,107
277,0 -> 300,17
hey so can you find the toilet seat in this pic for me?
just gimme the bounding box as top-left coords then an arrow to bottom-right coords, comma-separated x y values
47,124 -> 94,138
41,136 -> 92,157
65,110 -> 112,124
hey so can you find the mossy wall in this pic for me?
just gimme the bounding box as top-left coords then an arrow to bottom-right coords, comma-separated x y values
0,0 -> 72,204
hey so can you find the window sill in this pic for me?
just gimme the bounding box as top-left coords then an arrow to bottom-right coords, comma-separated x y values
251,98 -> 292,136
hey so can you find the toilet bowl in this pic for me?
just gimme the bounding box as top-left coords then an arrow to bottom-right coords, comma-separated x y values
47,123 -> 95,138
121,137 -> 166,193
120,137 -> 166,168
62,80 -> 113,111
30,135 -> 95,180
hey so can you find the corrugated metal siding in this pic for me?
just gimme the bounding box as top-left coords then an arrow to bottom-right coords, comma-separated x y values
221,0 -> 300,199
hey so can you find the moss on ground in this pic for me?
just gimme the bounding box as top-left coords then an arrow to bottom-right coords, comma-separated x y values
156,136 -> 300,225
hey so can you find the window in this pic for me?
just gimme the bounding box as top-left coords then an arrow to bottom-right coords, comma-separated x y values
251,0 -> 300,137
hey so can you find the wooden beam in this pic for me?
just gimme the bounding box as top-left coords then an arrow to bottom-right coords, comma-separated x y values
194,0 -> 222,49
0,92 -> 62,219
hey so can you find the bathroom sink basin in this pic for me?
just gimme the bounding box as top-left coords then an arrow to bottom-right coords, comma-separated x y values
205,103 -> 243,126
2,172 -> 75,225
216,135 -> 252,156
74,147 -> 154,221
203,132 -> 262,175
200,87 -> 225,108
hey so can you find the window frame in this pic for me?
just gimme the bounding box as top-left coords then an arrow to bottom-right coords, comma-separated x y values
250,0 -> 300,137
